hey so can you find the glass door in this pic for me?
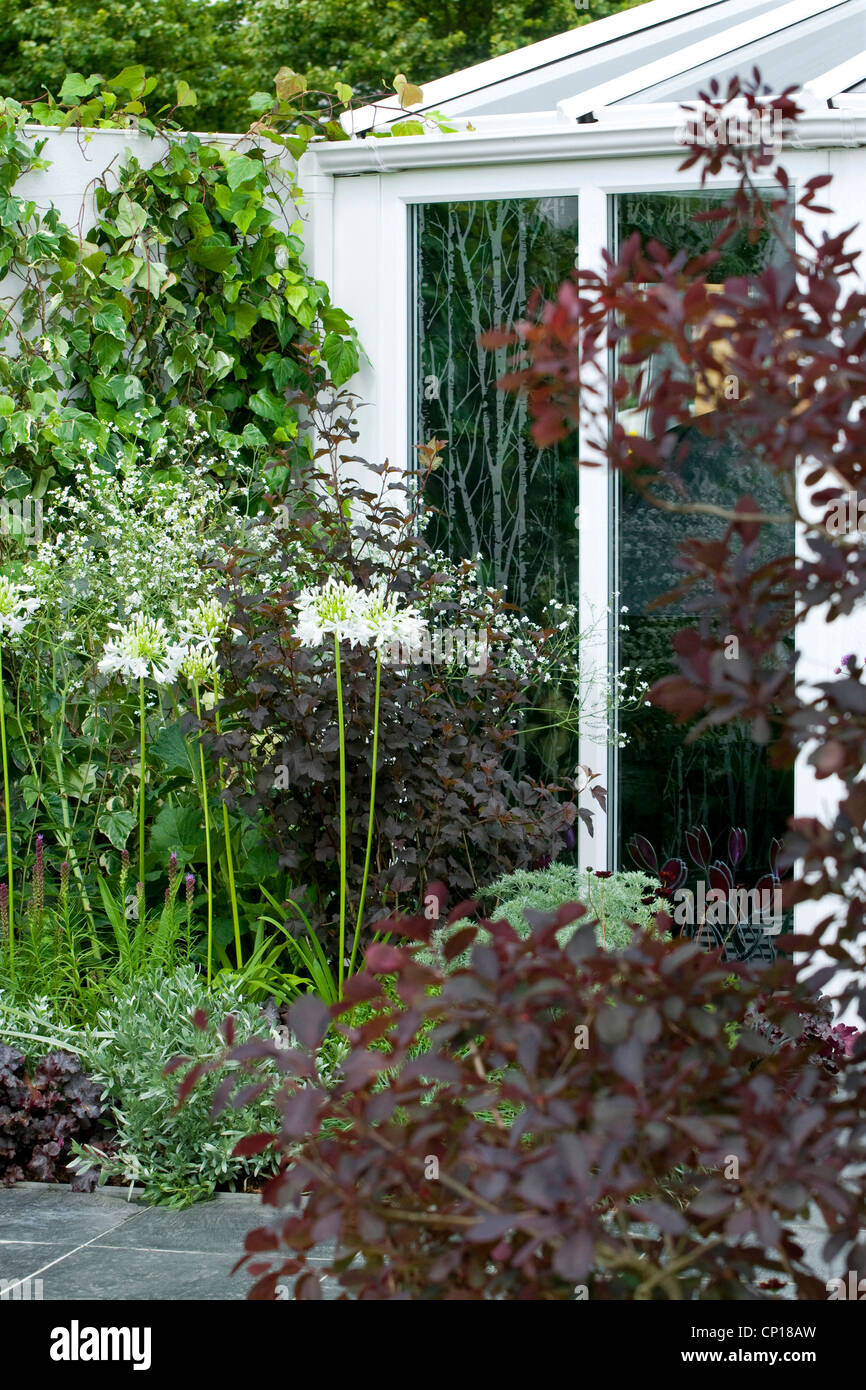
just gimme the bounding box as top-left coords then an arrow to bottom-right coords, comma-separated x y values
612,190 -> 795,962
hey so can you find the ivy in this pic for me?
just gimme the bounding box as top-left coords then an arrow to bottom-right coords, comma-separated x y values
0,72 -> 362,505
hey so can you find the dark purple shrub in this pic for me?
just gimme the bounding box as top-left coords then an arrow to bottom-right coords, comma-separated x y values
0,1044 -> 106,1187
205,906 -> 864,1300
208,414 -> 582,952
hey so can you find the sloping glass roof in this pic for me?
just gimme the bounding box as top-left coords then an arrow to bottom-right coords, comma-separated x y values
613,0 -> 866,106
359,0 -> 866,128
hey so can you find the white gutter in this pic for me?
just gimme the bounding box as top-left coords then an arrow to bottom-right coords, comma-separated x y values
306,109 -> 866,176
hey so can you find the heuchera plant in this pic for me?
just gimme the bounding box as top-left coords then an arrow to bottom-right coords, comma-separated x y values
0,1043 -> 105,1187
198,907 -> 862,1299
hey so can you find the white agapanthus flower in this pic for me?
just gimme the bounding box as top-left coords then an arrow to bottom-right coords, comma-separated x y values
295,578 -> 369,648
181,643 -> 219,684
180,597 -> 228,654
362,584 -> 428,655
98,615 -> 186,685
0,576 -> 40,640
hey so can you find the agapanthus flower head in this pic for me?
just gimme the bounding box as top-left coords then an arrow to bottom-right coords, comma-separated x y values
295,578 -> 368,648
181,597 -> 228,652
98,614 -> 185,685
181,642 -> 219,684
363,583 -> 428,656
0,575 -> 40,640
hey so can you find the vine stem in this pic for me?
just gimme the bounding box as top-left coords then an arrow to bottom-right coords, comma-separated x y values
0,651 -> 14,977
334,634 -> 347,1000
214,675 -> 242,970
194,680 -> 214,987
349,646 -> 381,980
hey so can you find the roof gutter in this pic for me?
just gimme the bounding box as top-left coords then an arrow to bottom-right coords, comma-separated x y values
305,111 -> 866,175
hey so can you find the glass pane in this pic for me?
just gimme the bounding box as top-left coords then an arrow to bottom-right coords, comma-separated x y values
413,197 -> 579,620
614,191 -> 795,962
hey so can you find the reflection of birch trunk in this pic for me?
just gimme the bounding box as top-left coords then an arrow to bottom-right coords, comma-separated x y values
489,201 -> 506,591
454,208 -> 495,576
416,198 -> 579,613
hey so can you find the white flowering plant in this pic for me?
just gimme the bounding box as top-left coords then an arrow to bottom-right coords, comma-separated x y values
210,428 -> 635,975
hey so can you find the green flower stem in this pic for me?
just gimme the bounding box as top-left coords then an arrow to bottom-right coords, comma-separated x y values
348,646 -> 381,980
0,650 -> 14,976
193,680 -> 214,987
214,676 -> 242,970
334,634 -> 348,1000
138,676 -> 146,898
50,724 -> 98,947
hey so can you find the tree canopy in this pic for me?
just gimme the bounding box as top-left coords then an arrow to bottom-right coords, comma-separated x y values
0,0 -> 647,132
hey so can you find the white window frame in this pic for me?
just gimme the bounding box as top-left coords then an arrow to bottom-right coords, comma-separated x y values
303,136 -> 862,899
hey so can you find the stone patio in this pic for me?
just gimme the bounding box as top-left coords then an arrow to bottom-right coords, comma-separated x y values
0,1183 -> 338,1301
0,1181 -> 844,1300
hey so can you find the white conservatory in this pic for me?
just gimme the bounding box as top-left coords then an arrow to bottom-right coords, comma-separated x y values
23,0 -> 866,988
291,0 -> 866,887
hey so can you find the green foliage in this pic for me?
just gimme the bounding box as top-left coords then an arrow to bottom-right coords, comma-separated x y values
70,966 -> 281,1205
425,864 -> 664,970
0,76 -> 360,983
0,855 -> 197,1029
0,966 -> 283,1203
0,1 -> 649,133
0,101 -> 359,506
487,863 -> 664,945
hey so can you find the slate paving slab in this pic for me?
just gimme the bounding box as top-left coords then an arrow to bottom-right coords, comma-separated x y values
0,1184 -> 340,1301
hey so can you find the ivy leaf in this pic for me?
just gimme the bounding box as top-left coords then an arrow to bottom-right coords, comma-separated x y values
393,74 -> 424,109
93,305 -> 127,340
175,80 -> 197,109
248,91 -> 274,117
114,194 -> 147,240
107,65 -> 147,97
223,153 -> 262,191
249,387 -> 290,424
229,302 -> 259,339
104,373 -> 144,406
274,68 -> 307,101
97,807 -> 136,851
59,73 -> 101,104
321,332 -> 359,387
190,242 -> 236,274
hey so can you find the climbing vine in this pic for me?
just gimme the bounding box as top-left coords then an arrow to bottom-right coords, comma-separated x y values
0,65 -> 366,509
